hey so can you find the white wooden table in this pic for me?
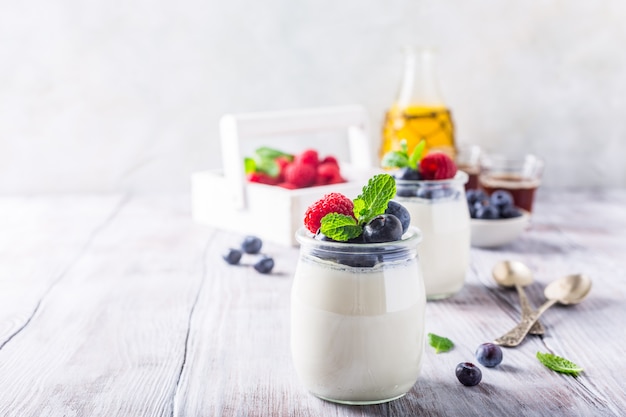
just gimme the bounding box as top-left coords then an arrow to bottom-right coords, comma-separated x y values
1,190 -> 625,416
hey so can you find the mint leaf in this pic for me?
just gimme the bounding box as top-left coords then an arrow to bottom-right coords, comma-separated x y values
381,139 -> 424,170
536,352 -> 583,376
244,157 -> 256,175
255,146 -> 293,161
254,157 -> 279,177
400,139 -> 408,154
353,174 -> 396,225
320,213 -> 362,241
244,147 -> 293,177
408,140 -> 426,169
381,151 -> 409,169
428,333 -> 454,353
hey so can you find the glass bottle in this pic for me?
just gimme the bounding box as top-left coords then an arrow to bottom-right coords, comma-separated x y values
291,227 -> 425,405
381,46 -> 456,161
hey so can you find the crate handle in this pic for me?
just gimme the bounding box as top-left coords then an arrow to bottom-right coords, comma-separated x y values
219,105 -> 373,209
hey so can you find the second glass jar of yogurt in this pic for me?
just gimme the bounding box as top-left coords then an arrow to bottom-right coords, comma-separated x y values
291,227 -> 425,405
394,171 -> 470,299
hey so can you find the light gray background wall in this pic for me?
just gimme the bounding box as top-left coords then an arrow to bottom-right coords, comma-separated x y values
1,0 -> 625,193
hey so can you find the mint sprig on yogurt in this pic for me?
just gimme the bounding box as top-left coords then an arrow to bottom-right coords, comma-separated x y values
315,173 -> 409,243
353,174 -> 397,225
320,213 -> 362,241
381,139 -> 425,170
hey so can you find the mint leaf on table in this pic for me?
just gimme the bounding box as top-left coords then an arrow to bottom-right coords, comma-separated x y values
536,352 -> 583,376
320,213 -> 362,241
353,174 -> 396,225
428,333 -> 454,354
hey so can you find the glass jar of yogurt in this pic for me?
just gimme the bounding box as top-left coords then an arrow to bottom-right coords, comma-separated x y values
291,227 -> 425,405
394,171 -> 470,300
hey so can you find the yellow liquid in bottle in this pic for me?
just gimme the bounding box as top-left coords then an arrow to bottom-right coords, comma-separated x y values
381,104 -> 456,160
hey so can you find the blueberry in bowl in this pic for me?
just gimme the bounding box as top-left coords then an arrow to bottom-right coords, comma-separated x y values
467,189 -> 530,248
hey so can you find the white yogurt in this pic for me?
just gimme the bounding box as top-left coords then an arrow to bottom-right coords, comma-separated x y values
291,230 -> 425,404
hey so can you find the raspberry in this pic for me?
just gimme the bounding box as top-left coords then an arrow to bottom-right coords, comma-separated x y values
284,162 -> 316,188
320,155 -> 339,166
247,172 -> 279,185
419,152 -> 457,180
316,162 -> 341,185
275,156 -> 291,182
328,174 -> 346,184
277,182 -> 298,189
304,193 -> 355,233
295,149 -> 319,167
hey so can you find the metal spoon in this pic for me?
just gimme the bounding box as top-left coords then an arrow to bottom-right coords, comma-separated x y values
492,261 -> 545,335
494,274 -> 592,347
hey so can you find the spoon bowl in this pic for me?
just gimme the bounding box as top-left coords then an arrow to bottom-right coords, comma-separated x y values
492,260 -> 534,287
544,273 -> 592,305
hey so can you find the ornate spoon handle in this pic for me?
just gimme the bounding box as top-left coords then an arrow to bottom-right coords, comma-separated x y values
515,284 -> 545,335
494,299 -> 558,347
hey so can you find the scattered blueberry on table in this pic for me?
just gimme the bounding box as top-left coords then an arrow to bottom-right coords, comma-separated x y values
456,362 -> 482,386
223,235 -> 275,274
253,256 -> 275,274
241,236 -> 263,254
222,248 -> 243,265
475,342 -> 503,368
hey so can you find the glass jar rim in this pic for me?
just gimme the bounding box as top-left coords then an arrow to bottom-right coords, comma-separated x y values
296,226 -> 422,252
395,170 -> 468,186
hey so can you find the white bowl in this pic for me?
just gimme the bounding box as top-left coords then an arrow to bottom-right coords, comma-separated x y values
470,211 -> 530,248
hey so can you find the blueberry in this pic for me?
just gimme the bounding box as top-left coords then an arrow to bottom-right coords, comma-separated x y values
314,230 -> 333,241
475,343 -> 503,367
362,214 -> 403,243
347,233 -> 366,244
468,203 -> 477,218
415,187 -> 440,199
415,187 -> 431,199
253,256 -> 274,274
396,185 -> 417,197
336,253 -> 380,268
456,362 -> 482,386
393,167 -> 421,181
475,204 -> 500,219
466,189 -> 488,206
241,236 -> 263,254
469,195 -> 488,218
416,186 -> 455,200
500,205 -> 522,219
223,248 -> 242,265
490,190 -> 514,211
385,201 -> 411,233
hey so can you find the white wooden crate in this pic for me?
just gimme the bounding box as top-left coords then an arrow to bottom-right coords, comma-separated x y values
191,105 -> 379,246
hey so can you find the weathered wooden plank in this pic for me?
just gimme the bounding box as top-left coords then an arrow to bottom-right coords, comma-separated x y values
0,195 -> 125,346
0,195 -> 213,417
